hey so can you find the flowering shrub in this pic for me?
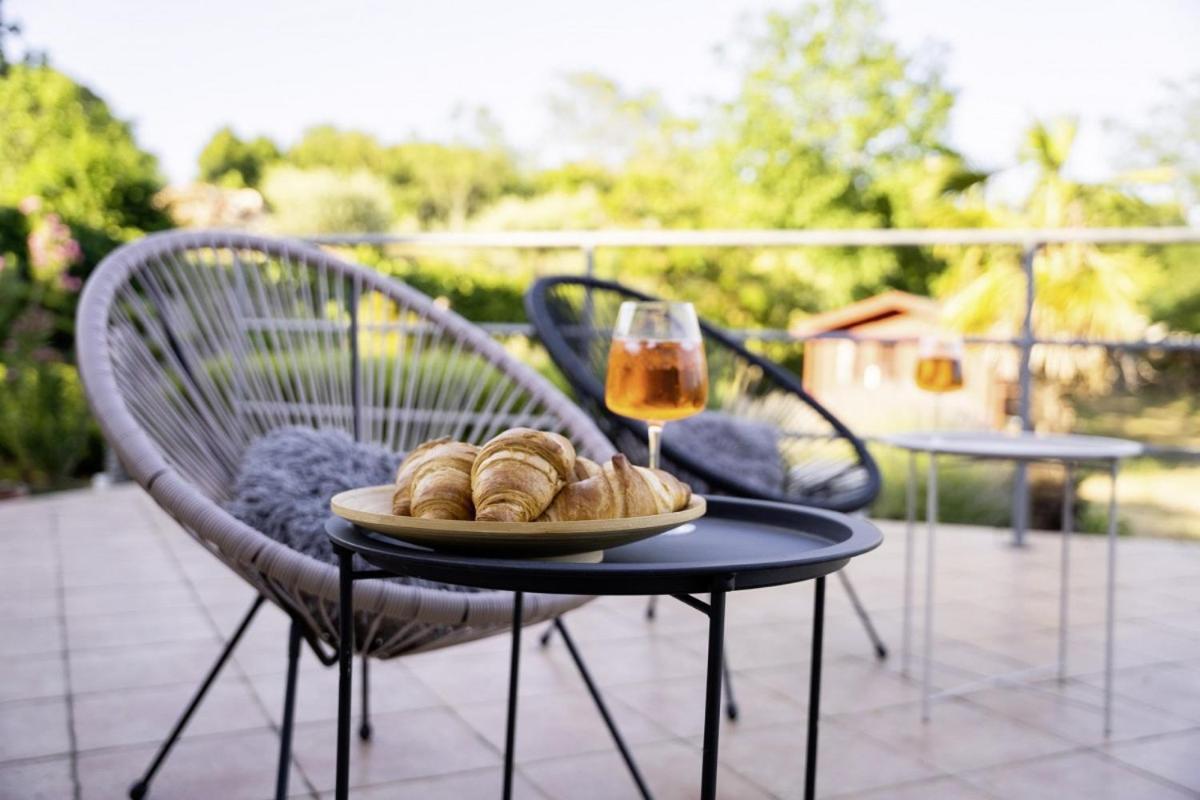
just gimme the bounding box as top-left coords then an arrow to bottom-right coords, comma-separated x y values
0,360 -> 95,488
27,211 -> 83,285
0,198 -> 101,488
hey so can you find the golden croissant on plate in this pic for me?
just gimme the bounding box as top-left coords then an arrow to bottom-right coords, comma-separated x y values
571,456 -> 602,482
472,428 -> 577,522
538,454 -> 692,522
392,437 -> 452,515
406,440 -> 479,520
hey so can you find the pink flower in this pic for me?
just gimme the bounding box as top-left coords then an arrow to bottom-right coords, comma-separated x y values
27,214 -> 82,283
18,196 -> 42,215
58,274 -> 82,292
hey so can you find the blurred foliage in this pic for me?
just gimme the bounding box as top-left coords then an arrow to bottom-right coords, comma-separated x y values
0,65 -> 169,237
0,61 -> 163,488
261,166 -> 394,234
869,447 -> 1124,535
0,360 -> 98,489
198,126 -> 281,189
253,125 -> 525,228
1111,72 -> 1200,216
179,0 -> 1195,346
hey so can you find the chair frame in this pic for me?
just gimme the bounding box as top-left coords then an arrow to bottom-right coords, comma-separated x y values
76,232 -> 651,799
526,275 -> 882,510
526,275 -> 888,660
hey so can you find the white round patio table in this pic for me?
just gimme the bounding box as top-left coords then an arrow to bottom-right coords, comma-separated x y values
880,430 -> 1143,735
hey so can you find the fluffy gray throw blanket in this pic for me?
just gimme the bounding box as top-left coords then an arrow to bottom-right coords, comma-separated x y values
662,412 -> 785,494
225,427 -> 475,592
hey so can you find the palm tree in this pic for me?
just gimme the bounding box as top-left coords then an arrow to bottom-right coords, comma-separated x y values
942,119 -> 1147,393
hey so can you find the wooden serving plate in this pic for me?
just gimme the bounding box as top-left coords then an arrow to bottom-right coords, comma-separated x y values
330,485 -> 706,562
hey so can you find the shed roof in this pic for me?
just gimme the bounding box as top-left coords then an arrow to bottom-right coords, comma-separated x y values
789,290 -> 940,336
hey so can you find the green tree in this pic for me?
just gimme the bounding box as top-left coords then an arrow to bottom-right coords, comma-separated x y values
280,125 -> 522,229
389,142 -> 522,228
939,117 -> 1168,420
197,126 -> 281,188
1113,73 -> 1200,216
260,166 -> 394,234
0,65 -> 168,236
287,125 -> 393,177
529,0 -> 974,327
711,0 -> 964,303
1110,75 -> 1200,332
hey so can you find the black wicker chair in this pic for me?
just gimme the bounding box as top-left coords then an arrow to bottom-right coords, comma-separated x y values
526,275 -> 888,661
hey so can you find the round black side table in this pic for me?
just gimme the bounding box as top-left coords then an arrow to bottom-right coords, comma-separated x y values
327,496 -> 882,800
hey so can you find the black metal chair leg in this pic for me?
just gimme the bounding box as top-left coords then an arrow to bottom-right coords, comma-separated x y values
836,570 -> 888,660
721,653 -> 739,721
275,620 -> 302,800
128,596 -> 265,800
554,618 -> 654,800
539,619 -> 557,647
358,657 -> 372,741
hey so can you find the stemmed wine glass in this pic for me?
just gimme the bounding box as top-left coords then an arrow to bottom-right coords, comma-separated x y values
605,302 -> 708,470
914,334 -> 965,434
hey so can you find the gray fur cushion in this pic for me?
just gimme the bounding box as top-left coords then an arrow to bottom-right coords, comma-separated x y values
662,412 -> 785,494
225,426 -> 476,592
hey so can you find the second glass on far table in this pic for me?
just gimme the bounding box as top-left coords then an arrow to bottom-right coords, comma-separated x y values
914,334 -> 964,432
605,301 -> 708,470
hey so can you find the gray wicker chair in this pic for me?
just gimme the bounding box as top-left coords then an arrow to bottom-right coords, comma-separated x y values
75,231 -> 633,799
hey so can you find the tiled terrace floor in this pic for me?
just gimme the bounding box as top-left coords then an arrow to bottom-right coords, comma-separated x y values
2,484 -> 1199,799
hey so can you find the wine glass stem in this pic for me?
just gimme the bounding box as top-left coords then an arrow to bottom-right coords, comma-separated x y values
647,423 -> 663,470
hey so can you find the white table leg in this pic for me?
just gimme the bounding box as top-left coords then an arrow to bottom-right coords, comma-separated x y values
1104,459 -> 1119,736
1058,462 -> 1073,683
902,450 -> 917,678
922,453 -> 938,722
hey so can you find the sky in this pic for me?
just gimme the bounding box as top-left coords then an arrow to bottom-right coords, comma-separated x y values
9,0 -> 1199,188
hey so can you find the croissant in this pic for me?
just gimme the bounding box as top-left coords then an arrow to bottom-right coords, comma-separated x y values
472,428 -> 576,521
409,441 -> 479,520
571,456 -> 602,482
391,437 -> 452,515
538,454 -> 692,522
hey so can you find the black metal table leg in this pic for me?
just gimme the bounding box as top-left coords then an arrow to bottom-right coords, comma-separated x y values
335,546 -> 354,800
700,590 -> 727,800
804,576 -> 826,800
503,591 -> 524,800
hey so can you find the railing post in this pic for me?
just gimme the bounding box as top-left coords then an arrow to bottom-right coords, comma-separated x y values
349,277 -> 362,444
1012,241 -> 1041,546
582,243 -> 595,277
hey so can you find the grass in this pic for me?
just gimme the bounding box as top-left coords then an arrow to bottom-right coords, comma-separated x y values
868,445 -> 1129,536
1072,386 -> 1200,539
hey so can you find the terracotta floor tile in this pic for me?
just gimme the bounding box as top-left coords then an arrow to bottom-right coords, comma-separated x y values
523,739 -> 773,800
72,677 -> 270,752
0,756 -> 76,800
75,727 -> 308,800
1106,728 -> 1200,795
289,707 -> 500,791
0,697 -> 71,762
969,749 -> 1196,799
